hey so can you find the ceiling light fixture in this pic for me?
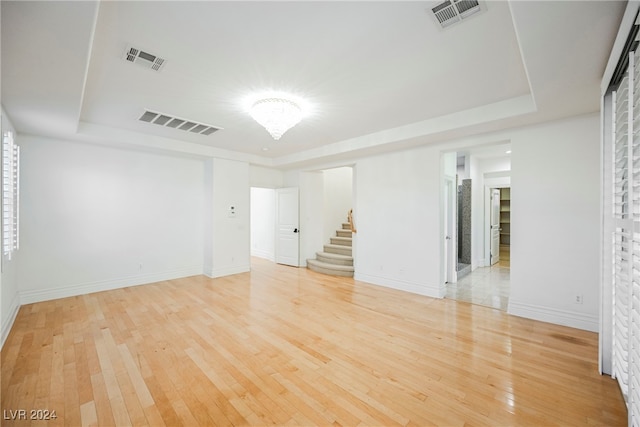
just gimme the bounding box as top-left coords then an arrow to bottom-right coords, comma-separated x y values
249,96 -> 303,140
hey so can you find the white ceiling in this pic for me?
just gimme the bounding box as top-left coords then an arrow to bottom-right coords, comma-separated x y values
1,1 -> 626,168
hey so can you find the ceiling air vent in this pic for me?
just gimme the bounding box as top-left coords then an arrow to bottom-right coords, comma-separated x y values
138,110 -> 222,136
124,46 -> 166,71
430,0 -> 484,29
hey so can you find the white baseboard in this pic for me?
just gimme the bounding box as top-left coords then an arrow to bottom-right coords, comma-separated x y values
251,249 -> 275,262
204,264 -> 250,279
508,300 -> 599,332
20,265 -> 203,305
354,272 -> 444,298
1,292 -> 20,350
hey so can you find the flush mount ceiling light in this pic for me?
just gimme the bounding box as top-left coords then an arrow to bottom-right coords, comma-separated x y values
248,95 -> 304,140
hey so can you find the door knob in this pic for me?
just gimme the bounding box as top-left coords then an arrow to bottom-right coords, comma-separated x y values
294,228 -> 299,233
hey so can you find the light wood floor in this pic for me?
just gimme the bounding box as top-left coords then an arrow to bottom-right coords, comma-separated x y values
2,258 -> 626,426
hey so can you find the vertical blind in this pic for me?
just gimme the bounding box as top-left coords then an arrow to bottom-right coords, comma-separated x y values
2,130 -> 19,261
612,48 -> 640,427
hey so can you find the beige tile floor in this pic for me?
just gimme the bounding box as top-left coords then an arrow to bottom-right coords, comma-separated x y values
446,260 -> 510,311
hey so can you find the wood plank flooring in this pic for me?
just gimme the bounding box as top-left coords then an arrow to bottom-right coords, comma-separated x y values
1,257 -> 627,426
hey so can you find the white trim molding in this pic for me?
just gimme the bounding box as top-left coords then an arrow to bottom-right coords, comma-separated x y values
508,300 -> 599,332
250,249 -> 275,262
204,264 -> 251,279
20,266 -> 203,305
1,292 -> 21,349
355,272 -> 445,299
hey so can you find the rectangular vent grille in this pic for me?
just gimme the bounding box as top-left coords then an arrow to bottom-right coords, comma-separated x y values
124,46 -> 166,71
430,0 -> 482,29
139,110 -> 222,136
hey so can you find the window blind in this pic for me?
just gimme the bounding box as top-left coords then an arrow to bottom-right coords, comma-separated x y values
611,49 -> 640,427
2,130 -> 19,261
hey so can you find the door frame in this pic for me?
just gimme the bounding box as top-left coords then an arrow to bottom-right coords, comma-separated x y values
489,188 -> 501,266
275,187 -> 300,267
484,183 -> 510,267
444,176 -> 457,284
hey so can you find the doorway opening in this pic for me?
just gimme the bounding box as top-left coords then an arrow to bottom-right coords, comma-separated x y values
457,177 -> 472,280
250,186 -> 301,267
494,187 -> 510,268
306,166 -> 355,276
443,145 -> 511,311
250,187 -> 276,262
250,166 -> 354,273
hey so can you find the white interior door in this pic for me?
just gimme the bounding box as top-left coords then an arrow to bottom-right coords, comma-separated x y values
490,188 -> 501,265
275,187 -> 299,267
444,177 -> 456,283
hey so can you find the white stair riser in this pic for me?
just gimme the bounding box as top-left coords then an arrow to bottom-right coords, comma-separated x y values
307,262 -> 354,277
317,254 -> 353,266
324,245 -> 352,256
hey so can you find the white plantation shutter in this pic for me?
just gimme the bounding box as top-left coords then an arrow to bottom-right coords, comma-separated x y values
613,229 -> 630,397
2,130 -> 19,261
613,69 -> 630,400
632,48 -> 640,426
614,74 -> 629,220
611,49 -> 640,427
632,234 -> 640,424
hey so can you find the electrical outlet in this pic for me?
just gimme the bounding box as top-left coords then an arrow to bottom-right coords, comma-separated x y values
574,294 -> 583,304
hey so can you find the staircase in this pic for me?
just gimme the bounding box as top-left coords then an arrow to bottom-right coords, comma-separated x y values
307,222 -> 354,277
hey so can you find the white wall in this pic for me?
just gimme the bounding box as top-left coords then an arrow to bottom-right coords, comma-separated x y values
18,135 -> 205,303
469,155 -> 482,269
299,172 -> 324,266
457,153 -> 470,179
250,165 -> 283,188
355,147 -> 443,297
509,114 -> 600,331
204,158 -> 250,277
479,157 -> 510,174
323,167 -> 353,244
443,152 -> 457,177
250,187 -> 275,261
322,113 -> 599,331
1,110 -> 602,346
1,109 -> 20,347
